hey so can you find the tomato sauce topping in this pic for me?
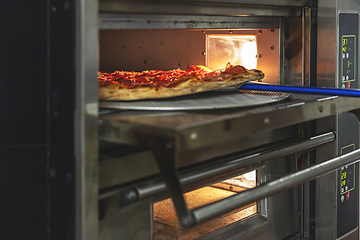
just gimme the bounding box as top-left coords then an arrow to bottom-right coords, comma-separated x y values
98,65 -> 217,88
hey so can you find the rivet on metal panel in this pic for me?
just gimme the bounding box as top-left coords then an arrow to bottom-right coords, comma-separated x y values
229,30 -> 233,34
264,118 -> 270,124
202,51 -> 206,56
190,132 -> 198,140
178,62 -> 182,67
258,54 -> 262,58
258,30 -> 262,34
319,106 -> 323,113
330,103 -> 336,115
270,46 -> 275,50
160,40 -> 164,46
202,30 -> 205,34
271,29 -> 275,32
144,60 -> 147,64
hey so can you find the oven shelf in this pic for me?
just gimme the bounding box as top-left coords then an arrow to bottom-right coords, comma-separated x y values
99,94 -> 360,151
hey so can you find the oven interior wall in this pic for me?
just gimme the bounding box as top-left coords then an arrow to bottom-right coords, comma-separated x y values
99,29 -> 280,84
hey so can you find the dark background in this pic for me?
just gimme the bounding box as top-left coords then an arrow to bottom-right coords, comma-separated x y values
0,1 -> 75,239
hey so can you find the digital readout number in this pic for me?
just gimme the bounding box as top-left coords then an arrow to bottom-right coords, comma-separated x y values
341,172 -> 346,187
340,144 -> 356,195
342,35 -> 356,83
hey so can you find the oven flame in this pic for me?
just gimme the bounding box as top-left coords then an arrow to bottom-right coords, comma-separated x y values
241,41 -> 257,69
206,34 -> 257,70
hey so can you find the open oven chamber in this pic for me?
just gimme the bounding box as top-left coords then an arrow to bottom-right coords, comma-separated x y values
1,0 -> 360,240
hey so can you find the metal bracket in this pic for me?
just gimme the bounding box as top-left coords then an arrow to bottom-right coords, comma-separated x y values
147,137 -> 195,228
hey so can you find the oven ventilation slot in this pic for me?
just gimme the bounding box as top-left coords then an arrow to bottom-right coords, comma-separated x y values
110,132 -> 335,228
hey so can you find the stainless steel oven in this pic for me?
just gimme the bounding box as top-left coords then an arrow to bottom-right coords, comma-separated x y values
2,0 -> 360,240
87,1 -> 360,240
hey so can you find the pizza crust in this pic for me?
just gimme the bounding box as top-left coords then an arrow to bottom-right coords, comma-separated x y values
99,67 -> 264,101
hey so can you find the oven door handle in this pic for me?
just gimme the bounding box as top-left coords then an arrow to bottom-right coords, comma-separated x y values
141,132 -> 334,228
192,148 -> 360,226
113,132 -> 337,228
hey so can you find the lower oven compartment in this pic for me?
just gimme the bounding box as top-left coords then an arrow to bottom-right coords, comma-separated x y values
98,144 -> 301,240
98,93 -> 360,240
153,172 -> 257,240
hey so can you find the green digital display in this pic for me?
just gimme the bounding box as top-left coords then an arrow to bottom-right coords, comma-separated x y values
341,35 -> 356,83
340,144 -> 356,196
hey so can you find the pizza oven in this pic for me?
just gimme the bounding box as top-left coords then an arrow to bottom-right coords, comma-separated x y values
94,1 -> 360,240
2,1 -> 360,240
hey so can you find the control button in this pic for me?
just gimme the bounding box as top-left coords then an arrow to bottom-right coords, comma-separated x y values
342,84 -> 346,88
347,53 -> 349,58
345,186 -> 348,191
343,76 -> 346,81
346,191 -> 350,200
343,53 -> 346,58
346,165 -> 348,169
342,166 -> 345,170
346,75 -> 349,80
347,82 -> 351,89
341,195 -> 345,202
342,188 -> 344,193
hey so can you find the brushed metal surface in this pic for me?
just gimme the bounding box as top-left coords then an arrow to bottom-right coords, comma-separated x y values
282,17 -> 303,86
187,0 -> 314,6
99,90 -> 290,111
316,0 -> 337,238
75,0 -> 99,239
99,0 -> 302,17
99,14 -> 280,30
99,200 -> 152,240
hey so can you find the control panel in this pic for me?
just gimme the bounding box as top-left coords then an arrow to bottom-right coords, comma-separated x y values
339,13 -> 358,89
341,35 -> 356,85
337,13 -> 359,239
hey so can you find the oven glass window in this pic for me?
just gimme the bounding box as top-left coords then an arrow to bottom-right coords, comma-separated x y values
153,170 -> 257,240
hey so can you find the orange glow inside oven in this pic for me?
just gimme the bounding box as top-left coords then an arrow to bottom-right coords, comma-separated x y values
153,170 -> 257,240
206,34 -> 257,70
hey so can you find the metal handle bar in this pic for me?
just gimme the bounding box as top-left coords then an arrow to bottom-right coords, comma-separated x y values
116,132 -> 335,228
136,132 -> 335,200
193,148 -> 360,225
